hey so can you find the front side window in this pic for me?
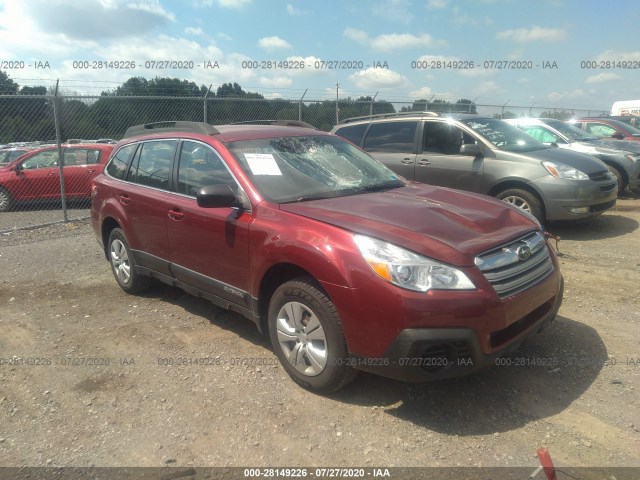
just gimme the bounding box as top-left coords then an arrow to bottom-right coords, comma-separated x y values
177,141 -> 235,196
363,121 -> 417,153
21,150 -> 58,169
128,140 -> 176,190
586,123 -> 617,137
106,144 -> 137,180
422,122 -> 476,154
226,135 -> 404,203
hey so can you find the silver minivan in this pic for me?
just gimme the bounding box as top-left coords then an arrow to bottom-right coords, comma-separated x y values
332,112 -> 617,222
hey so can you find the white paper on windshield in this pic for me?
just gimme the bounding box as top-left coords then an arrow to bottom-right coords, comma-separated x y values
244,153 -> 282,175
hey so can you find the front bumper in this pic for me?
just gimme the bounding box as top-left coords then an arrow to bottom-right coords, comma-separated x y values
346,276 -> 563,383
534,176 -> 617,221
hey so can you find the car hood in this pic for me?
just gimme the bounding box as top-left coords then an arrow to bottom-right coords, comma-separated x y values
520,147 -> 607,173
279,183 -> 539,267
562,141 -> 631,158
585,138 -> 640,155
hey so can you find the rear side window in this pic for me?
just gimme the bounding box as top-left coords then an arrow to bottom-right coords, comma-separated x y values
177,141 -> 235,196
128,140 -> 176,190
63,149 -> 101,166
107,144 -> 137,180
363,121 -> 417,153
334,124 -> 368,146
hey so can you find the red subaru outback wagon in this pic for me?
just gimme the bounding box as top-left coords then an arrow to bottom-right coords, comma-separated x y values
91,121 -> 563,392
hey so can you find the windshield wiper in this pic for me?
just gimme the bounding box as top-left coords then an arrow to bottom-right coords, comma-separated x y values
356,181 -> 404,193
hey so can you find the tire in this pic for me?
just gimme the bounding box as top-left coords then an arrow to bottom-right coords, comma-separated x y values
0,187 -> 13,212
606,164 -> 625,194
107,228 -> 151,294
496,188 -> 544,223
268,278 -> 358,393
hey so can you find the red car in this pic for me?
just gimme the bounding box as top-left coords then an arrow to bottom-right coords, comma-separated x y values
568,117 -> 640,142
91,121 -> 563,392
0,143 -> 114,211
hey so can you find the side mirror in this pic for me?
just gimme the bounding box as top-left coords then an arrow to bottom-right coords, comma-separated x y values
459,144 -> 482,157
611,132 -> 624,139
13,164 -> 24,174
196,184 -> 241,209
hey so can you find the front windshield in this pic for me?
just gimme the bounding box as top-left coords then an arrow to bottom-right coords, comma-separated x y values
461,118 -> 547,152
226,135 -> 405,203
544,119 -> 599,142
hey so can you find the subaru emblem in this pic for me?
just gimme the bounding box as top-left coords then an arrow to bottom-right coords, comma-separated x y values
516,245 -> 532,261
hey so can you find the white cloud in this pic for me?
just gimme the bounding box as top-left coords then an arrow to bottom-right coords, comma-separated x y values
371,33 -> 440,51
258,36 -> 292,52
426,0 -> 448,9
349,67 -> 408,90
259,76 -> 293,88
286,3 -> 302,15
496,26 -> 567,43
373,0 -> 413,24
194,0 -> 251,8
343,28 -> 444,51
343,28 -> 369,46
594,50 -> 640,62
547,89 -> 589,103
185,26 -> 205,36
471,81 -> 503,97
585,73 -> 621,84
410,86 -> 433,98
3,0 -> 175,41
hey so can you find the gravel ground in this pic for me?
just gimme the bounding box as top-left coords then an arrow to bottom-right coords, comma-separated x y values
0,199 -> 639,478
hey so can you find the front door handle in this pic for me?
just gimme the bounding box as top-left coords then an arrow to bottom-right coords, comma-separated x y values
168,208 -> 184,221
417,159 -> 431,166
400,158 -> 414,165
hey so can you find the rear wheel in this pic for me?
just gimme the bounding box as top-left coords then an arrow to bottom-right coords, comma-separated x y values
268,278 -> 358,393
0,188 -> 13,212
107,228 -> 151,294
496,188 -> 543,223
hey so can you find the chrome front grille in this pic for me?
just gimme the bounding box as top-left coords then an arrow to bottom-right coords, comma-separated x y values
475,231 -> 554,299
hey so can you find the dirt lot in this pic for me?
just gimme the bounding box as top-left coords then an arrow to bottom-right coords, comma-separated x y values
0,199 -> 639,477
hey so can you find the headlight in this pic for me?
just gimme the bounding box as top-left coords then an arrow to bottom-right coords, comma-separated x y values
542,161 -> 590,180
353,234 -> 475,292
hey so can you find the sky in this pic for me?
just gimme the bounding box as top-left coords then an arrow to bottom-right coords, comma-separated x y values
0,0 -> 639,113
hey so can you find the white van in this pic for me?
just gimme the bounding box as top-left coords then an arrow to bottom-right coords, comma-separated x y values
611,100 -> 640,116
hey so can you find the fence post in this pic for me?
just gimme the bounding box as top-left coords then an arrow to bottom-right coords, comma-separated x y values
299,89 -> 307,121
203,84 -> 212,123
52,80 -> 68,222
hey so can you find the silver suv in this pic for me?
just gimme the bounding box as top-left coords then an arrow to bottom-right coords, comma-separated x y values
505,117 -> 640,194
332,112 -> 617,222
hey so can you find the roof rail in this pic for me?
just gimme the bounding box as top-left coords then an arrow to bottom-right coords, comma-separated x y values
123,121 -> 220,138
339,111 -> 440,124
229,119 -> 316,129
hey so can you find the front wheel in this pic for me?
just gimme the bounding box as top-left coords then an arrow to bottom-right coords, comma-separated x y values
496,188 -> 543,223
0,188 -> 13,212
107,228 -> 151,294
268,278 -> 358,393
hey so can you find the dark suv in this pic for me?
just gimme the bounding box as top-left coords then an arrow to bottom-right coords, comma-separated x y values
332,112 -> 617,222
91,121 -> 563,392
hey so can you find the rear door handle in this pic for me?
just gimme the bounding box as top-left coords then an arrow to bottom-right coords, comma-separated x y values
400,158 -> 414,165
168,208 -> 184,221
417,159 -> 431,166
119,194 -> 131,205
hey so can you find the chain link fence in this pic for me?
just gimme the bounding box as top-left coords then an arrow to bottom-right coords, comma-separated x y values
0,93 -> 607,231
